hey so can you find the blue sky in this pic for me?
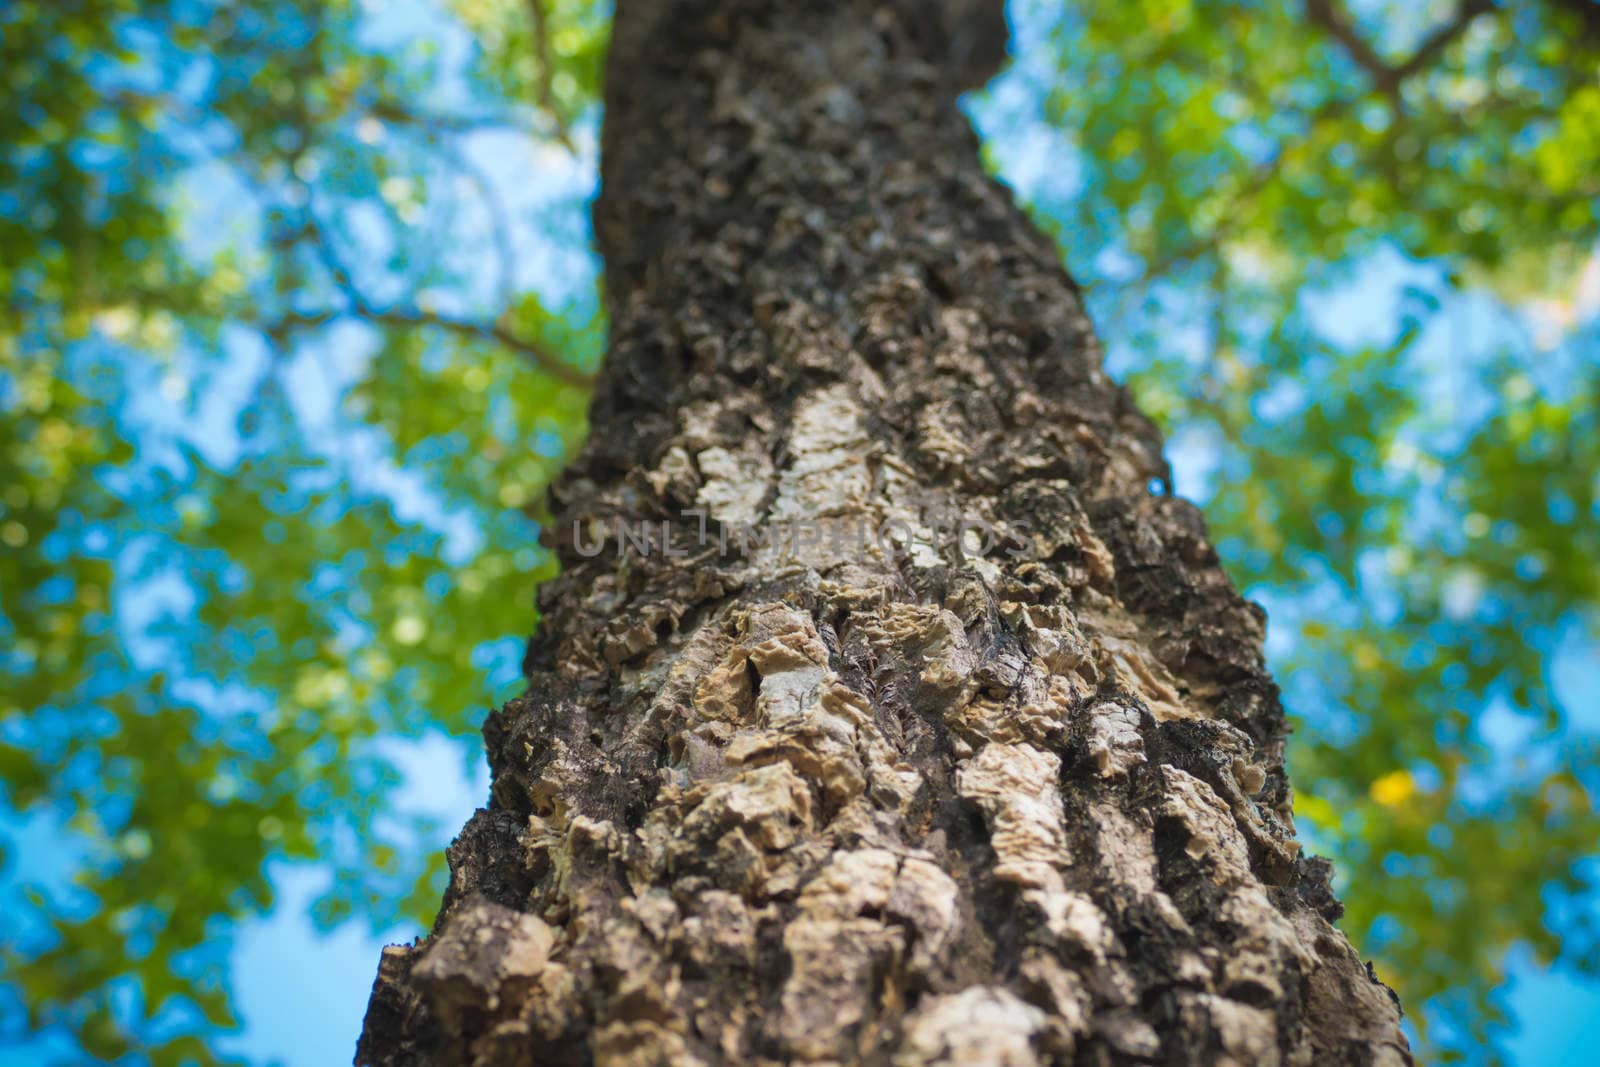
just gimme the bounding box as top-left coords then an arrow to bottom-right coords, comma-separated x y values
216,735 -> 488,1066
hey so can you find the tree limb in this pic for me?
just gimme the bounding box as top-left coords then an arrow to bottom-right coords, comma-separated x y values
1304,0 -> 1496,102
286,184 -> 592,387
527,0 -> 574,150
273,305 -> 595,387
1391,0 -> 1497,84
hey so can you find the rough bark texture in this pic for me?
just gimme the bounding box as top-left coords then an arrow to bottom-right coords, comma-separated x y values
357,2 -> 1410,1064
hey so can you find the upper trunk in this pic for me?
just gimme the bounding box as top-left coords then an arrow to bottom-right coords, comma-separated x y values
357,2 -> 1410,1064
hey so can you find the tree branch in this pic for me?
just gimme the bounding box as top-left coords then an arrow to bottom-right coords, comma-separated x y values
273,305 -> 594,387
1304,0 -> 1496,101
1391,0 -> 1497,83
285,184 -> 591,387
1305,0 -> 1396,91
108,75 -> 590,388
527,0 -> 574,150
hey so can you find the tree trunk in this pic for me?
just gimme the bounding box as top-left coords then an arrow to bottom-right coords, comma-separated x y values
356,1 -> 1410,1063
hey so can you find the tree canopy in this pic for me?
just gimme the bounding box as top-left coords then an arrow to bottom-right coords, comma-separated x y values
1,0 -> 1596,1062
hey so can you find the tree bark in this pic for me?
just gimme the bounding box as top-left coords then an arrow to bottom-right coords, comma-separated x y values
357,1 -> 1410,1063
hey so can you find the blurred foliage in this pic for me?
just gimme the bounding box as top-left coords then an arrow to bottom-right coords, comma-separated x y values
993,0 -> 1600,1059
1,0 -> 602,1060
1,0 -> 1597,1063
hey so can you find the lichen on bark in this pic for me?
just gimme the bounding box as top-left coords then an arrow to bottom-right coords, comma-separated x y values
357,1 -> 1410,1064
